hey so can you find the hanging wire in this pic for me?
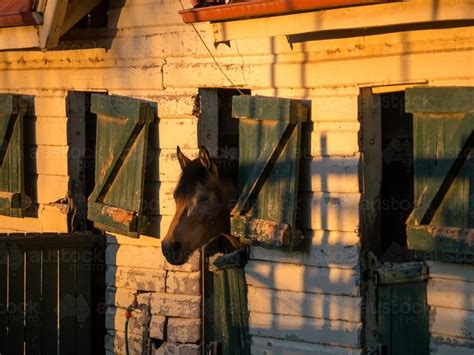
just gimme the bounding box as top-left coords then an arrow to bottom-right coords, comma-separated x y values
179,0 -> 246,95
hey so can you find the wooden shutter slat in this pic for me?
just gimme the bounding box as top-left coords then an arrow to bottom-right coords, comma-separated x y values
0,94 -> 30,217
88,94 -> 153,237
406,87 -> 474,262
231,95 -> 308,249
409,114 -> 474,225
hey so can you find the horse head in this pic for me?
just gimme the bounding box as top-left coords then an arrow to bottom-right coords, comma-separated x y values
161,146 -> 237,265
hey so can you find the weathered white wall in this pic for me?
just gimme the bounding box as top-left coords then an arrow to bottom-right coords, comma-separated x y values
427,261 -> 474,355
0,0 -> 473,353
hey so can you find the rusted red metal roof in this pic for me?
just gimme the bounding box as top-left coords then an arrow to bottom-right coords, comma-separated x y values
0,0 -> 41,28
179,0 -> 392,24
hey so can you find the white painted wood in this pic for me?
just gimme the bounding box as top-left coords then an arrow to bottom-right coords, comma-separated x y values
300,155 -> 360,193
213,0 -> 474,42
251,336 -> 362,355
247,285 -> 361,322
431,306 -> 474,340
249,312 -> 361,347
24,116 -> 68,145
35,175 -> 69,203
430,334 -> 474,355
41,0 -> 69,49
106,265 -> 166,292
250,236 -> 360,269
428,279 -> 474,311
428,261 -> 474,283
149,118 -> 198,149
245,260 -> 360,296
35,96 -> 68,117
300,192 -> 361,232
26,146 -> 69,176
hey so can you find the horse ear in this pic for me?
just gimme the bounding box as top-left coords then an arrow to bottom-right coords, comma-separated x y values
177,146 -> 191,170
199,146 -> 218,175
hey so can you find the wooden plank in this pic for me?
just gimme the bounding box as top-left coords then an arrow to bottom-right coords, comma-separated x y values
41,0 -> 69,49
247,285 -> 361,322
251,336 -> 362,355
407,225 -> 474,262
430,334 -> 474,355
0,243 -> 8,354
406,87 -> 474,113
249,312 -> 361,348
409,114 -> 474,225
59,248 -> 77,354
245,260 -> 360,296
249,239 -> 359,269
431,306 -> 474,340
75,248 -> 92,355
232,95 -> 307,123
213,0 -> 474,42
60,0 -> 102,35
360,88 -> 382,256
41,249 -> 58,355
7,243 -> 25,355
25,249 -> 42,355
428,279 -> 474,311
427,261 -> 474,283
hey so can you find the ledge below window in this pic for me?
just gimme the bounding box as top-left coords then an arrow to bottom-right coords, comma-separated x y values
178,0 -> 390,24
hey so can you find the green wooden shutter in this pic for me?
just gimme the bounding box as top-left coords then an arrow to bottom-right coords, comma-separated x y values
230,96 -> 308,249
87,94 -> 154,237
406,87 -> 474,262
0,94 -> 31,217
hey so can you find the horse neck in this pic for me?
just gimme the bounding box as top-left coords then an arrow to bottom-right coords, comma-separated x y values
214,158 -> 238,206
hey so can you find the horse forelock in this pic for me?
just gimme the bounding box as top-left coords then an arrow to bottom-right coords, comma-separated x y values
173,157 -> 237,201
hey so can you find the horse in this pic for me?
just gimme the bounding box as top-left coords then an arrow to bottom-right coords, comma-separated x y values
161,146 -> 238,265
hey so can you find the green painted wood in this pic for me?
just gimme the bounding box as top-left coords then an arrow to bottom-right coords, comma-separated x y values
0,243 -> 7,354
8,243 -> 25,355
0,94 -> 28,217
410,114 -> 474,225
407,87 -> 474,260
376,265 -> 429,355
75,248 -> 92,355
406,87 -> 474,113
232,95 -> 307,123
407,225 -> 474,260
231,95 -> 308,249
59,248 -> 77,355
25,249 -> 42,355
41,249 -> 58,355
88,94 -> 153,237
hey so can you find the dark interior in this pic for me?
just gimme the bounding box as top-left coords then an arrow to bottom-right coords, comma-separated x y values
380,91 -> 414,261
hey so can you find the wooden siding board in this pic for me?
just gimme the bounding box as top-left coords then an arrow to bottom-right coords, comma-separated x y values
249,312 -> 361,348
25,249 -> 42,355
251,336 -> 362,355
431,306 -> 474,340
247,285 -> 361,322
59,248 -> 77,354
430,334 -> 474,355
428,279 -> 474,312
245,260 -> 360,296
427,261 -> 474,283
41,249 -> 58,355
7,244 -> 24,355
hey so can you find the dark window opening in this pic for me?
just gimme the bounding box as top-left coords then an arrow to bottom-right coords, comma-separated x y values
380,91 -> 414,262
67,91 -> 98,232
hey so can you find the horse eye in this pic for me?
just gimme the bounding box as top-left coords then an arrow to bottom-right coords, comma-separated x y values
197,195 -> 209,204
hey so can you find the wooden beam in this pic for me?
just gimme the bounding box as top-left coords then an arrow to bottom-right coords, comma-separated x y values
40,0 -> 69,48
60,0 -> 102,36
213,0 -> 474,42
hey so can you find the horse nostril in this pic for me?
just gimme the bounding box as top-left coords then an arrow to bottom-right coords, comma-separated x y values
171,242 -> 181,251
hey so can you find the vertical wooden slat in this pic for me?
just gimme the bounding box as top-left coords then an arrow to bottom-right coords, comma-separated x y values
75,248 -> 91,355
25,248 -> 42,355
0,243 -> 8,354
59,248 -> 76,355
41,249 -> 58,355
8,243 -> 25,355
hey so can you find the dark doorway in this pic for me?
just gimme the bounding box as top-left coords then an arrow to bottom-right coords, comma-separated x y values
380,91 -> 414,260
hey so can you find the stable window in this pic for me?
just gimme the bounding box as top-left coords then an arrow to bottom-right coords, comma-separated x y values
0,94 -> 34,218
0,0 -> 107,50
405,87 -> 474,263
